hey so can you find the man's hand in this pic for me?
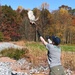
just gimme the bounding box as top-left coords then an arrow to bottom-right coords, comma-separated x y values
46,35 -> 52,43
37,30 -> 48,45
46,35 -> 51,40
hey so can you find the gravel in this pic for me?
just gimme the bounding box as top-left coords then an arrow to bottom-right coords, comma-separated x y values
0,58 -> 73,75
0,58 -> 49,75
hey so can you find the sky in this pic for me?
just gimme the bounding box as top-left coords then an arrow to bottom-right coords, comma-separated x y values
1,0 -> 75,11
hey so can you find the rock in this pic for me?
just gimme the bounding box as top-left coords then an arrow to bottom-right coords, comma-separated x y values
0,57 -> 49,75
0,42 -> 23,51
0,62 -> 12,75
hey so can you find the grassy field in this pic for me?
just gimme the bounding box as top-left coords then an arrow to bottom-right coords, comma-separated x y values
25,42 -> 75,52
25,42 -> 75,71
61,44 -> 75,52
25,42 -> 46,51
0,41 -> 75,71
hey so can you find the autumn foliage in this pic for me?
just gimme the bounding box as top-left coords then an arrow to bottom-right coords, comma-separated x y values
0,4 -> 75,44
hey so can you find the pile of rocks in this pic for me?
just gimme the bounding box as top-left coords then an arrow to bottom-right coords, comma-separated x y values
0,42 -> 49,75
0,57 -> 49,75
0,62 -> 12,75
0,57 -> 74,75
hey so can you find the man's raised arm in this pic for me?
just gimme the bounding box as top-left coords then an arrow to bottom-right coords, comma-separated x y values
37,30 -> 48,45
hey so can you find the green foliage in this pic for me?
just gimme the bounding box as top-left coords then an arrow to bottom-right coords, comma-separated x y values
61,45 -> 75,52
0,48 -> 28,60
25,42 -> 46,51
69,9 -> 75,15
25,42 -> 75,52
0,32 -> 4,41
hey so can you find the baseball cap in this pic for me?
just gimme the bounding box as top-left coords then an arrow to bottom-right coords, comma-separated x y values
51,36 -> 61,45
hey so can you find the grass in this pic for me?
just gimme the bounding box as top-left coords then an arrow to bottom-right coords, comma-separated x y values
25,42 -> 46,51
0,42 -> 75,61
25,42 -> 75,70
25,42 -> 75,52
61,44 -> 75,52
0,41 -> 75,70
25,42 -> 47,65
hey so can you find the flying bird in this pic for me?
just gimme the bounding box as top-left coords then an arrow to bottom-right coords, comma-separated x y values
27,10 -> 39,24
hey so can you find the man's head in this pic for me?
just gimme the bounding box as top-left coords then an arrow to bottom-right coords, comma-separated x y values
51,36 -> 61,45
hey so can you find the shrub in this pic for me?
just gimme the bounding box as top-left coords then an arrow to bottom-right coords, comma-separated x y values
0,48 -> 29,60
0,32 -> 4,41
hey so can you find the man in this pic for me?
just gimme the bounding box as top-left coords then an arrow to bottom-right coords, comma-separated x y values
37,30 -> 66,75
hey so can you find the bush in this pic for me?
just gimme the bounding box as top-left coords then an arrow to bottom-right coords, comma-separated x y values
0,48 -> 29,60
0,32 -> 4,41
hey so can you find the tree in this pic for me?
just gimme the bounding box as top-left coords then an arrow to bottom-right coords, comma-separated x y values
32,8 -> 41,41
71,16 -> 75,43
59,8 -> 73,43
59,5 -> 72,10
20,9 -> 36,41
16,6 -> 23,13
0,32 -> 4,41
39,7 -> 52,36
0,5 -> 22,41
40,2 -> 49,10
69,9 -> 75,15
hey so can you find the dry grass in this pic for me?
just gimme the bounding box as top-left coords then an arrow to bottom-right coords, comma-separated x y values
23,41 -> 48,66
61,51 -> 75,71
10,40 -> 26,46
0,41 -> 75,75
5,41 -> 75,71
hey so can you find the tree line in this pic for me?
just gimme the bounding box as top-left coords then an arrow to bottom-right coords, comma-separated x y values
0,3 -> 75,44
